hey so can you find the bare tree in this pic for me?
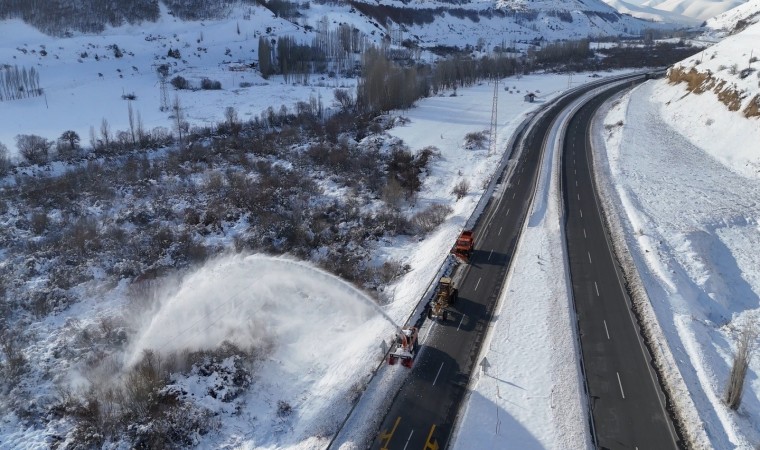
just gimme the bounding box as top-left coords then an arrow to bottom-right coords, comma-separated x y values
0,142 -> 10,175
725,318 -> 759,410
100,118 -> 111,151
16,134 -> 51,164
172,95 -> 187,149
128,101 -> 136,145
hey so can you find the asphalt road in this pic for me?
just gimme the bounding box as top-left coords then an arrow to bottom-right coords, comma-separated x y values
561,81 -> 681,449
367,76 -> 646,450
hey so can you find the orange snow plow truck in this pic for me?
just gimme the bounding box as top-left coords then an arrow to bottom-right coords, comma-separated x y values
452,230 -> 474,261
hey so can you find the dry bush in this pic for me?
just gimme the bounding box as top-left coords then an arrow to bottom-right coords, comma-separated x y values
29,210 -> 48,235
464,131 -> 488,150
725,320 -> 758,410
411,204 -> 452,233
451,179 -> 470,200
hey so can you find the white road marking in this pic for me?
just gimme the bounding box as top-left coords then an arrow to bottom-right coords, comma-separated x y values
575,180 -> 578,187
403,429 -> 415,450
457,314 -> 465,331
474,277 -> 482,291
577,193 -> 580,200
498,226 -> 503,236
574,169 -> 576,175
604,320 -> 610,340
488,249 -> 493,261
595,281 -> 599,296
583,228 -> 587,239
433,362 -> 445,386
506,208 -> 510,216
617,372 -> 626,399
512,192 -> 516,199
588,252 -> 592,264
580,209 -> 583,218
421,324 -> 434,344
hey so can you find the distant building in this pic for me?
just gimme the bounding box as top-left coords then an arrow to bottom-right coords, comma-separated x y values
524,92 -> 536,103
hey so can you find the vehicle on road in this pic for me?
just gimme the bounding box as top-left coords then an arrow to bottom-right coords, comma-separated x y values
388,327 -> 419,368
452,230 -> 474,261
428,276 -> 458,322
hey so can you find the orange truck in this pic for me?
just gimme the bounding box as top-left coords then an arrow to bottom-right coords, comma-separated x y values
452,230 -> 474,261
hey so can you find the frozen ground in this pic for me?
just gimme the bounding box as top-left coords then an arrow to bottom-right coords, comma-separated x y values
593,79 -> 760,449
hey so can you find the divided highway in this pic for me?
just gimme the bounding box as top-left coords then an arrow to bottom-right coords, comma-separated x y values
562,81 -> 681,449
363,74 -> 679,450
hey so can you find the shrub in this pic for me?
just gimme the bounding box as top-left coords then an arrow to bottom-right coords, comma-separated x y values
411,203 -> 452,233
464,131 -> 488,150
451,179 -> 470,200
200,78 -> 222,90
171,76 -> 190,90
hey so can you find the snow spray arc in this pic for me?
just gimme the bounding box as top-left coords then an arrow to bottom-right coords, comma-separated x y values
125,254 -> 398,367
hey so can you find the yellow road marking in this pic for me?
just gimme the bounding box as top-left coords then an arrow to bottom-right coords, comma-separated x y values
424,424 -> 439,450
380,416 -> 401,450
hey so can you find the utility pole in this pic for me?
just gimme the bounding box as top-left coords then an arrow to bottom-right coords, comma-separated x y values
488,78 -> 499,157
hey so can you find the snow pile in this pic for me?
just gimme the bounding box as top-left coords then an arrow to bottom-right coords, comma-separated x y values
594,80 -> 760,449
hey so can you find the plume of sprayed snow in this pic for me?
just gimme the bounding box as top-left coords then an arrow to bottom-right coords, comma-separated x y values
125,254 -> 397,367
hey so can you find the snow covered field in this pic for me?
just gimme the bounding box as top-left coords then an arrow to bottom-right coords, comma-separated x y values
593,79 -> 760,448
1,70 -> 617,448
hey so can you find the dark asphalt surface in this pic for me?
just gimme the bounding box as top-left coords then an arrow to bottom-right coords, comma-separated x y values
561,81 -> 681,450
367,75 -> 678,450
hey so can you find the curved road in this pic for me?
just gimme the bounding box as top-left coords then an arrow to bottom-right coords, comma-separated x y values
364,75 -> 679,450
562,80 -> 681,449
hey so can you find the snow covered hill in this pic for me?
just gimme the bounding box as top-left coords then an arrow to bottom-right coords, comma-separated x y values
602,0 -> 748,24
665,14 -> 760,173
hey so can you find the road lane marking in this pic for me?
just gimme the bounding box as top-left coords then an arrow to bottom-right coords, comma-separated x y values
604,320 -> 610,340
379,416 -> 401,450
580,209 -> 583,218
506,208 -> 510,216
617,372 -> 626,399
594,281 -> 599,296
457,314 -> 465,331
498,226 -> 503,236
575,180 -> 578,187
433,363 -> 444,386
583,228 -> 587,238
474,277 -> 482,291
577,193 -> 580,200
421,323 -> 434,344
402,429 -> 414,450
512,192 -> 516,199
574,169 -> 576,175
424,425 -> 439,450
488,249 -> 493,261
588,252 -> 592,264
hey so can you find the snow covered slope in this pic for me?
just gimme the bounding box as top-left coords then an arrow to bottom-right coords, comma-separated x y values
665,18 -> 760,172
602,0 -> 748,23
705,0 -> 760,33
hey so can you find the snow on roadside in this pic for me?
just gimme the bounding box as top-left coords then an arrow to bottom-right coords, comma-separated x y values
450,93 -> 591,449
592,79 -> 760,449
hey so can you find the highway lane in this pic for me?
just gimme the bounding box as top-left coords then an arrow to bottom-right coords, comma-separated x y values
561,81 -> 681,449
368,76 -> 643,450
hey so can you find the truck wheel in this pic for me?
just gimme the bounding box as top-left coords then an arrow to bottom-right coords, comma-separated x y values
442,311 -> 448,321
427,308 -> 433,319
452,289 -> 459,304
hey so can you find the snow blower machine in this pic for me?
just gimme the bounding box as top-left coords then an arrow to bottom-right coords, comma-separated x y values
388,327 -> 419,368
